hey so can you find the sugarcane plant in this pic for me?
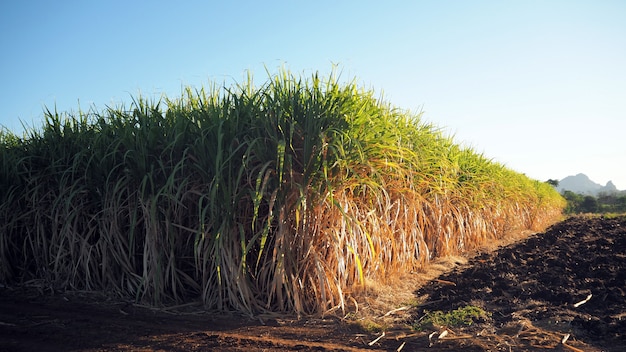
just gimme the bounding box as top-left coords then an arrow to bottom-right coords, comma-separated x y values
0,69 -> 565,315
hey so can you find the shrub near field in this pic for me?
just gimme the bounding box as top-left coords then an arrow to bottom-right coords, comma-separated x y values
0,70 -> 565,315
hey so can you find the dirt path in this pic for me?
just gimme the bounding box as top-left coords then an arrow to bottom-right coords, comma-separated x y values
413,215 -> 626,351
1,215 -> 624,351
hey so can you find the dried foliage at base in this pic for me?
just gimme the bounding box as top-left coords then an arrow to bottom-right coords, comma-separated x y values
0,69 -> 565,315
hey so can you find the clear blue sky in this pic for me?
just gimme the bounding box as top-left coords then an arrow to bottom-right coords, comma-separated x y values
2,0 -> 625,189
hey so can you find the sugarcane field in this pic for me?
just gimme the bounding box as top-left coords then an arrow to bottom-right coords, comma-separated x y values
1,72 -> 624,351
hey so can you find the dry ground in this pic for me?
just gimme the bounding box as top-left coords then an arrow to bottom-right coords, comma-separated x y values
1,215 -> 625,351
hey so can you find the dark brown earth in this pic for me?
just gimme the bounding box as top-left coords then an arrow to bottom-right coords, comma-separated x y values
1,215 -> 625,351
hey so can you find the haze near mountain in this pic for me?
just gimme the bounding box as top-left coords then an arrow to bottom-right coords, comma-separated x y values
557,173 -> 623,196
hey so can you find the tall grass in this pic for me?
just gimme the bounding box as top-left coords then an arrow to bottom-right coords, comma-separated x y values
0,70 -> 565,315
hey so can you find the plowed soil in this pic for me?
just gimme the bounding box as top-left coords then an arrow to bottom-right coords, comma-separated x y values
1,215 -> 625,351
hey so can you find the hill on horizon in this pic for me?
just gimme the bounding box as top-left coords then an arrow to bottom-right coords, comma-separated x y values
557,173 -> 623,196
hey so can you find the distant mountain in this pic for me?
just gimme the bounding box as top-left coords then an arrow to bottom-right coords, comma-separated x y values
557,173 -> 622,196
